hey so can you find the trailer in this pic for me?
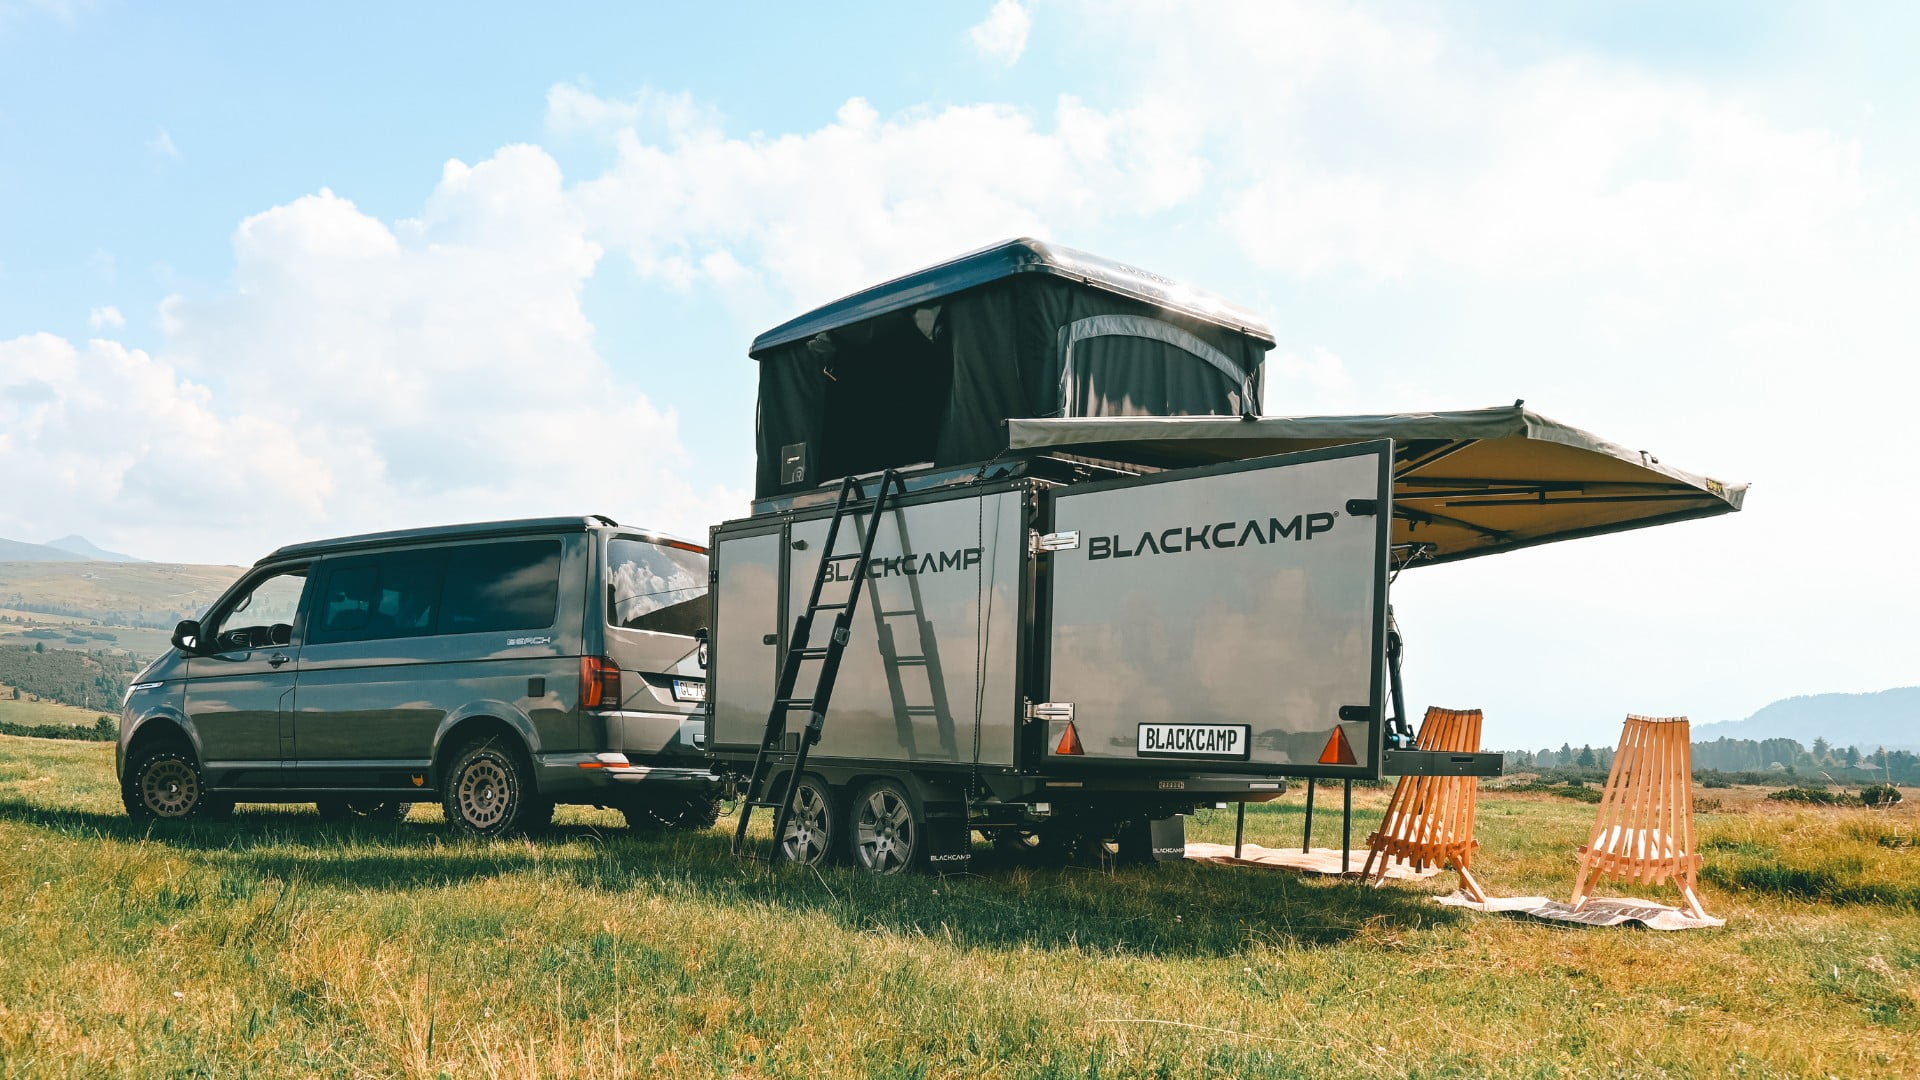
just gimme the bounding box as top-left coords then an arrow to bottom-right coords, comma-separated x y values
705,239 -> 1746,874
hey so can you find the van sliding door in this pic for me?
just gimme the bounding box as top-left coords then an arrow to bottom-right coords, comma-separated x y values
1040,440 -> 1393,779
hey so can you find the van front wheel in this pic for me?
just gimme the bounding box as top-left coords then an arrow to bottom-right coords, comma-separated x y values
441,740 -> 538,837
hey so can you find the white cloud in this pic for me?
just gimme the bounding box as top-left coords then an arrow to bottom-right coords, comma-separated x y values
969,0 -> 1032,66
563,89 -> 1203,311
147,128 -> 179,160
0,145 -> 747,563
87,305 -> 123,330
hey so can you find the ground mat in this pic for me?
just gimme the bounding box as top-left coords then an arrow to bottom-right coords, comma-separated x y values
1435,893 -> 1726,930
1185,843 -> 1440,880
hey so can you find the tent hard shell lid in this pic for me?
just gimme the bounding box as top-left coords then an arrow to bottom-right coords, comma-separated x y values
1005,406 -> 1747,567
750,238 -> 1276,498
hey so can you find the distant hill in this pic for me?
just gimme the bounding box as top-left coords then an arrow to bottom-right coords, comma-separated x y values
43,535 -> 142,562
0,537 -> 87,562
1693,687 -> 1920,753
0,560 -> 243,629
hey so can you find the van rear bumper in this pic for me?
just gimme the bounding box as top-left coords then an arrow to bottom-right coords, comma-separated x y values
535,752 -> 720,797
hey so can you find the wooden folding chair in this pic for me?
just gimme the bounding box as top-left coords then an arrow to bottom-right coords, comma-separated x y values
1571,715 -> 1709,919
1363,706 -> 1487,902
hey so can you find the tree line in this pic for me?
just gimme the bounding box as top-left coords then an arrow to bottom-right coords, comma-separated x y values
1505,736 -> 1920,785
0,645 -> 135,711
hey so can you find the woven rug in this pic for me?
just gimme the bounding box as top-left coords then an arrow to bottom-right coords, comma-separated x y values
1435,893 -> 1725,930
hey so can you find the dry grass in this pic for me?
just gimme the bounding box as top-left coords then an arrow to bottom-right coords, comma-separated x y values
0,687 -> 107,727
0,735 -> 1915,1078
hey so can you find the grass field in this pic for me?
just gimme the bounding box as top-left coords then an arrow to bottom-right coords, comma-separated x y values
0,736 -> 1915,1078
0,686 -> 109,727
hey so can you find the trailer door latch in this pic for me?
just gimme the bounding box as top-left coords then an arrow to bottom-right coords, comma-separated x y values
1029,530 -> 1081,554
1026,701 -> 1075,722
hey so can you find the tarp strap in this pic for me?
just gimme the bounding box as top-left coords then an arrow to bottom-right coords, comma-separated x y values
1055,315 -> 1254,418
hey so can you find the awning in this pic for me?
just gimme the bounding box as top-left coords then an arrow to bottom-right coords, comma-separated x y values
1005,405 -> 1748,567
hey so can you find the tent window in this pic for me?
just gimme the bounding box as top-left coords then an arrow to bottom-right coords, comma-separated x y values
1056,315 -> 1254,419
817,306 -> 952,480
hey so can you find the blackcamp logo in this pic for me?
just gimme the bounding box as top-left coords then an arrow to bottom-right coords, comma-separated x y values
1088,512 -> 1337,561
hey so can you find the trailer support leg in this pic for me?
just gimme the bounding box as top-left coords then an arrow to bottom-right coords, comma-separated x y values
1341,779 -> 1353,874
1302,778 -> 1316,853
1234,801 -> 1246,859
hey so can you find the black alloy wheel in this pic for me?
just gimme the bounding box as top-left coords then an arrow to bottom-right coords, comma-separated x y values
122,745 -> 209,821
441,740 -> 540,837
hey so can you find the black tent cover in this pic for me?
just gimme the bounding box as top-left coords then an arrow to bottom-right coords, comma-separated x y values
750,238 -> 1276,498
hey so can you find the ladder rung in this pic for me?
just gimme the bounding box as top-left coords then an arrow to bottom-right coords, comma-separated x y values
791,647 -> 832,658
892,656 -> 927,666
903,706 -> 941,716
813,602 -> 850,610
776,698 -> 815,709
877,609 -> 921,618
825,552 -> 865,562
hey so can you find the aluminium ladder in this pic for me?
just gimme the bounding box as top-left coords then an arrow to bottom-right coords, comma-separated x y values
732,469 -> 904,863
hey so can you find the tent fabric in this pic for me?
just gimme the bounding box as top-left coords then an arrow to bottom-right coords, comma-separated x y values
752,247 -> 1272,497
1004,406 -> 1748,567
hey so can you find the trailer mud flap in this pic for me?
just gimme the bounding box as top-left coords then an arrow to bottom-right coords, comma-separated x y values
1041,441 -> 1394,780
924,814 -> 973,875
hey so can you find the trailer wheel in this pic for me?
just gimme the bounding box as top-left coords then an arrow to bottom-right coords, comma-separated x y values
776,775 -> 839,866
849,779 -> 923,874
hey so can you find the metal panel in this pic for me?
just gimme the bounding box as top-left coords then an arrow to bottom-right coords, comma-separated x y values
779,490 -> 1026,767
1043,442 -> 1392,778
710,529 -> 785,750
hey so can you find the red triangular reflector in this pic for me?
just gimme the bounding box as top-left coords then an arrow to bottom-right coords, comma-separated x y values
1055,722 -> 1084,755
1318,726 -> 1357,766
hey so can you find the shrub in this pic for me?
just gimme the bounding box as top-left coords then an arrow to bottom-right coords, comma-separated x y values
1860,783 -> 1904,808
1701,776 -> 1733,789
1766,786 -> 1859,807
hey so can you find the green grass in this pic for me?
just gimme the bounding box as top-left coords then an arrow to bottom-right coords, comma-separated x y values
0,685 -> 109,727
1,737 -> 1916,1077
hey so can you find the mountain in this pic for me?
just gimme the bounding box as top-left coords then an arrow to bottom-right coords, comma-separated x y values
0,537 -> 87,561
43,535 -> 142,562
1693,687 -> 1920,753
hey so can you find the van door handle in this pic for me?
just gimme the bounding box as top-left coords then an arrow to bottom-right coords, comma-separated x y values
268,653 -> 292,668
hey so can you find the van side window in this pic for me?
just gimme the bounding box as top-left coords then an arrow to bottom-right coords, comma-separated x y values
442,540 -> 561,634
310,555 -> 441,644
607,538 -> 708,636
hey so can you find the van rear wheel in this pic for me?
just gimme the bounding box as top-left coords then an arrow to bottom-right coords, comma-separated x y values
317,798 -> 407,822
441,739 -> 539,837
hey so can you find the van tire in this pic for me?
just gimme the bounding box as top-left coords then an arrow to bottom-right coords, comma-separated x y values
317,797 -> 406,822
441,739 -> 539,837
622,793 -> 721,832
122,745 -> 210,822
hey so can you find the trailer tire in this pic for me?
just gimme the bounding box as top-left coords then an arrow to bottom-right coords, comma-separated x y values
776,774 -> 839,867
848,779 -> 924,875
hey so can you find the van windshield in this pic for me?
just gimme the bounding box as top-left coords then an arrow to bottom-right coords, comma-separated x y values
607,538 -> 708,636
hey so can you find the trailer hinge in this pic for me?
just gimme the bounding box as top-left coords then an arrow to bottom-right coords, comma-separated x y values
1029,530 -> 1080,555
1345,498 -> 1380,517
1338,704 -> 1379,723
1026,701 -> 1075,722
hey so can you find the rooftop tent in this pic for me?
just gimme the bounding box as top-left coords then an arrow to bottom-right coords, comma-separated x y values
1004,405 -> 1749,567
750,238 -> 1276,498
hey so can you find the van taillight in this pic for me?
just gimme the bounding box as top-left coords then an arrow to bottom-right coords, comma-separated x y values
580,656 -> 621,710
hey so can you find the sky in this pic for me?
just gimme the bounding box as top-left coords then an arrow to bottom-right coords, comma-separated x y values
1,0 -> 1915,748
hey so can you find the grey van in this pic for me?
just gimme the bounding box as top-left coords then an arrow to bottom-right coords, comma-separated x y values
116,516 -> 719,836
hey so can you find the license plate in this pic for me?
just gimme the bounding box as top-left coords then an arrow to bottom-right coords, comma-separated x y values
1136,723 -> 1250,760
672,679 -> 706,703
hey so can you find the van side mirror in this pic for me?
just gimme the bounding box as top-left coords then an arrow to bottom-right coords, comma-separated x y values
172,619 -> 202,653
695,626 -> 709,670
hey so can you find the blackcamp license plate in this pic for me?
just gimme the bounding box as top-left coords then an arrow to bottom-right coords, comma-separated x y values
1136,723 -> 1251,760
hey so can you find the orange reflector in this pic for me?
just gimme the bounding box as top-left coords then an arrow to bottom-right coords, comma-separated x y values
1054,722 -> 1084,755
1318,726 -> 1357,766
